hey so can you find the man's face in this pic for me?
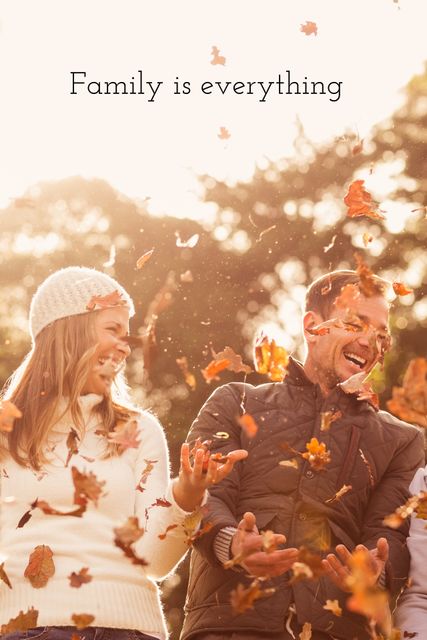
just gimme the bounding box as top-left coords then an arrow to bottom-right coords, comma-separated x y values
304,294 -> 390,391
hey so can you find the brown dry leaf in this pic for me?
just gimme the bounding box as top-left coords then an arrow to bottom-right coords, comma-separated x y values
71,613 -> 95,630
344,180 -> 385,220
175,232 -> 200,248
65,428 -> 80,467
359,449 -> 375,487
299,622 -> 313,640
108,419 -> 141,453
114,516 -> 145,546
17,508 -> 33,528
383,491 -> 427,529
362,232 -> 374,247
300,21 -> 317,36
392,281 -> 413,296
354,253 -> 382,298
158,523 -> 179,540
218,126 -> 231,140
387,358 -> 427,428
176,356 -> 197,390
279,458 -> 299,469
320,410 -> 342,432
68,567 -> 93,588
211,45 -> 226,65
237,413 -> 258,439
339,371 -> 379,411
302,437 -> 331,471
86,290 -> 126,312
0,607 -> 39,634
136,248 -> 154,270
325,484 -> 352,504
334,284 -> 361,314
34,498 -> 86,518
136,459 -> 158,492
202,346 -> 252,383
24,545 -> 55,588
254,333 -> 289,382
0,400 -> 22,433
323,599 -> 342,616
297,547 -> 327,579
0,562 -> 12,589
72,467 -> 106,506
230,579 -> 275,614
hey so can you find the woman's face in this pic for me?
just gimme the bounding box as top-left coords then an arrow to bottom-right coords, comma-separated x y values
82,306 -> 131,396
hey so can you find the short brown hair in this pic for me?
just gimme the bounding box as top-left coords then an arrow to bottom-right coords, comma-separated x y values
305,270 -> 389,319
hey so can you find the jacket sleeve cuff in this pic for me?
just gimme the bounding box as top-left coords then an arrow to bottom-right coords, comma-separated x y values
213,526 -> 238,564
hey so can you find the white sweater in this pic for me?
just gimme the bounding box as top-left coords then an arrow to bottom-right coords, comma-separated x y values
0,394 -> 196,639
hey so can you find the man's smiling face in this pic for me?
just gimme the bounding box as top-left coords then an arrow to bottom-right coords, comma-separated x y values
303,294 -> 390,394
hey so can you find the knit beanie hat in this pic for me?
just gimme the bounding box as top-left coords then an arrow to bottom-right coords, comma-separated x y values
29,267 -> 135,341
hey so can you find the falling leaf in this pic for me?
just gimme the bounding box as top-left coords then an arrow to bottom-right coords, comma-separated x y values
230,579 -> 275,614
158,523 -> 179,540
17,508 -> 33,528
344,180 -> 385,220
186,521 -> 214,546
254,333 -> 289,382
180,270 -> 194,283
65,428 -> 80,467
175,232 -> 200,248
136,248 -> 154,270
255,224 -> 277,243
68,567 -> 93,588
279,458 -> 299,469
24,545 -> 55,588
387,358 -> 427,428
323,235 -> 337,253
114,516 -> 145,546
201,358 -> 231,383
299,622 -> 313,640
302,437 -> 331,471
237,413 -> 258,439
352,140 -> 364,156
108,419 -> 141,453
0,400 -> 22,433
297,547 -> 327,579
290,562 -> 314,582
325,484 -> 352,504
86,290 -> 126,312
300,21 -> 318,36
34,498 -> 86,518
261,530 -> 279,553
334,284 -> 360,313
392,281 -> 413,296
323,599 -> 342,617
211,45 -> 226,65
320,410 -> 342,432
72,467 -> 106,507
362,232 -> 374,247
358,449 -> 375,487
176,356 -> 197,390
136,459 -> 158,492
202,346 -> 252,383
71,613 -> 95,630
339,370 -> 369,394
1,607 -> 39,634
103,245 -> 116,268
383,491 -> 427,529
0,562 -> 12,589
218,126 -> 231,140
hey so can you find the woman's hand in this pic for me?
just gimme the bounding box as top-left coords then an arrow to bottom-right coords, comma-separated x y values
172,442 -> 248,512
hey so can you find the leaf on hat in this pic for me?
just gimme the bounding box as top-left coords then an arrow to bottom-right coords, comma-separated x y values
86,290 -> 125,311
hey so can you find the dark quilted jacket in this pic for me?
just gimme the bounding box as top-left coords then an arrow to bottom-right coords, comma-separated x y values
180,359 -> 424,640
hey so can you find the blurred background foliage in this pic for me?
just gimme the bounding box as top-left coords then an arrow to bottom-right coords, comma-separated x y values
1,64 -> 426,638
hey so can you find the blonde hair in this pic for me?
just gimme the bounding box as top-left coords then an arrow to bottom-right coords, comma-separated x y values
0,312 -> 137,469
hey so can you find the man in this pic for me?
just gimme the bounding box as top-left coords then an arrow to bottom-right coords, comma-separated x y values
180,270 -> 424,640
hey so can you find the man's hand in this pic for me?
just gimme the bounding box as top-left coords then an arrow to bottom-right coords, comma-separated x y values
230,512 -> 299,578
321,537 -> 389,591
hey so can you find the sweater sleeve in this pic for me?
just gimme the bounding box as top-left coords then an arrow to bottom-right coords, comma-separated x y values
131,412 -> 198,581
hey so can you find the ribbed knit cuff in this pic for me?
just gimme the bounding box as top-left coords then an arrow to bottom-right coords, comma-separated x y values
377,566 -> 387,588
214,526 -> 238,564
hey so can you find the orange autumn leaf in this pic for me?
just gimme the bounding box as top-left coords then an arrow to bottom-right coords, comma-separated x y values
334,283 -> 360,314
86,290 -> 125,311
323,599 -> 342,616
68,567 -> 93,588
237,413 -> 258,439
218,126 -> 231,140
108,419 -> 141,453
186,521 -> 214,546
176,356 -> 197,390
158,523 -> 179,540
0,562 -> 12,589
71,613 -> 95,630
299,622 -> 313,640
136,459 -> 158,492
65,428 -> 80,467
202,357 -> 231,383
344,180 -> 385,220
1,607 -> 39,634
230,579 -> 275,614
72,466 -> 106,507
202,346 -> 252,383
24,545 -> 55,588
34,498 -> 86,519
300,21 -> 318,36
354,253 -> 384,297
383,491 -> 427,529
320,410 -> 342,432
254,333 -> 289,382
0,400 -> 22,433
387,358 -> 427,428
114,516 -> 145,547
392,281 -> 413,296
302,437 -> 331,471
279,458 -> 299,469
136,248 -> 154,269
210,45 -> 226,66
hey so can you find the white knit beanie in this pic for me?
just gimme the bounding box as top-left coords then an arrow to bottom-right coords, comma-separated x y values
29,267 -> 135,341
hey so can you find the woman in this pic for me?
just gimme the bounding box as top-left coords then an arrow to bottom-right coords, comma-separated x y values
0,266 -> 247,640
